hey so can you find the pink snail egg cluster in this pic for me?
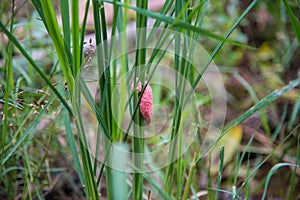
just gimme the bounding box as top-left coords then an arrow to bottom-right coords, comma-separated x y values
136,82 -> 153,124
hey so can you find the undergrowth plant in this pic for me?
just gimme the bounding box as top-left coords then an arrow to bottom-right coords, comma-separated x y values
0,0 -> 299,199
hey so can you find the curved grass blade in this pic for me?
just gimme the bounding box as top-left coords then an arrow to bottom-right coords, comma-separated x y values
288,136 -> 300,200
262,163 -> 299,200
237,124 -> 300,198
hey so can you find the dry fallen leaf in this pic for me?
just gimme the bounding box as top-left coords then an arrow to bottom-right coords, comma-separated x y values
210,125 -> 243,175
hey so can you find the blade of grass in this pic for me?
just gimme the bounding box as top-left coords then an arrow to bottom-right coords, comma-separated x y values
176,2 -> 196,197
287,98 -> 300,131
72,0 -> 80,76
1,1 -> 16,196
132,0 -> 148,199
176,123 -> 183,200
79,78 -> 110,139
262,163 -> 300,200
182,155 -> 197,200
287,135 -> 300,200
115,0 -> 130,142
272,104 -> 288,141
1,0 -> 15,165
164,0 -> 184,194
244,143 -> 252,199
110,143 -> 129,200
58,0 -> 73,70
90,2 -> 114,198
60,0 -> 71,50
72,82 -> 99,200
283,0 -> 300,44
180,0 -> 258,115
62,108 -> 85,186
92,2 -> 113,198
80,0 -> 90,63
215,146 -> 224,200
39,0 -> 74,90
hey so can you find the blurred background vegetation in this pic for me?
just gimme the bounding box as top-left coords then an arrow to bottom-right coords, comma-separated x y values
0,0 -> 299,199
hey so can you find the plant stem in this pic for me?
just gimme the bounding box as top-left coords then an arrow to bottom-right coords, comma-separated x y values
182,155 -> 196,200
132,0 -> 148,199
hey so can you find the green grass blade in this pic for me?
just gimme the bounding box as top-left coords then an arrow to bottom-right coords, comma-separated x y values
39,0 -> 74,90
288,136 -> 300,200
1,0 -> 14,162
262,163 -> 299,200
92,0 -> 102,46
59,0 -> 73,72
215,146 -> 224,200
72,0 -> 80,76
283,0 -> 300,44
60,0 -> 71,49
132,0 -> 148,199
182,156 -> 197,200
73,84 -> 99,200
62,108 -> 85,186
110,143 -> 129,200
80,0 -> 90,63
287,98 -> 300,131
272,104 -> 288,141
79,79 -> 110,138
1,1 -> 15,192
